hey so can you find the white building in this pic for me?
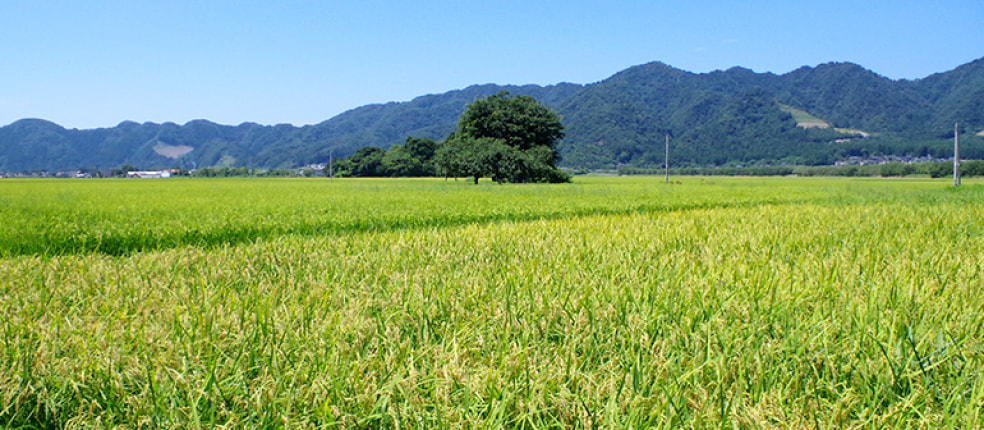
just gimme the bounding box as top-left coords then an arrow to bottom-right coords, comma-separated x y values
126,170 -> 172,178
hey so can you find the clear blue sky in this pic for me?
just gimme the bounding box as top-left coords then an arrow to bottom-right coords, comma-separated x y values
2,0 -> 981,129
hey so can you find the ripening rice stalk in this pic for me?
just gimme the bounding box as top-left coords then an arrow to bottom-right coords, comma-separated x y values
1,177 -> 982,428
2,176 -> 931,258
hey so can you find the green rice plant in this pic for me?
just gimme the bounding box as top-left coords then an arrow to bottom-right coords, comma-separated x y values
1,176 -> 983,428
0,176 -> 949,258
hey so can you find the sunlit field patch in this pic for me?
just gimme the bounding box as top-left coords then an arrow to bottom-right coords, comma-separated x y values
2,176 -> 982,427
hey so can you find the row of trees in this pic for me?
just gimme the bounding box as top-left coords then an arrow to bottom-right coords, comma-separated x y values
332,91 -> 571,184
334,137 -> 439,178
96,165 -> 316,178
617,160 -> 984,178
191,166 -> 317,177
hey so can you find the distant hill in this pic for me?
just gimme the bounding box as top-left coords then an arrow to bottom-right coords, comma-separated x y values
0,84 -> 582,172
557,58 -> 984,167
1,58 -> 982,172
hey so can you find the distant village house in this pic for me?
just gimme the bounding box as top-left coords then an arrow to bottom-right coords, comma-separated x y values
127,170 -> 177,178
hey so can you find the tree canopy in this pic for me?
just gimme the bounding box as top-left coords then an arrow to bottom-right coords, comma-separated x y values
336,146 -> 386,177
331,137 -> 440,178
437,91 -> 570,183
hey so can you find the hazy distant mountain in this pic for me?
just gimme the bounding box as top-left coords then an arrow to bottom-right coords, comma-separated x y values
1,58 -> 982,172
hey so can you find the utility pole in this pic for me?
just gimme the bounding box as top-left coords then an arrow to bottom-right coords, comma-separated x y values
954,123 -> 961,187
329,151 -> 334,181
664,134 -> 669,183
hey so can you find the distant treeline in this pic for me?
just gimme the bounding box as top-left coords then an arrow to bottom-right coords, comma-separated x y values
97,161 -> 980,179
190,166 -> 320,177
617,161 -> 984,178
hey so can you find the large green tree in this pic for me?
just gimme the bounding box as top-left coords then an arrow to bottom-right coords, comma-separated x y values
438,91 -> 570,183
380,144 -> 421,177
336,146 -> 386,177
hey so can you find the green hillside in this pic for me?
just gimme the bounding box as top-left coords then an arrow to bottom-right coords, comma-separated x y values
1,58 -> 983,172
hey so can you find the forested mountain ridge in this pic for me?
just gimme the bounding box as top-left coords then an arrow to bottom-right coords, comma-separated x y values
1,58 -> 982,172
557,58 -> 984,167
0,84 -> 583,172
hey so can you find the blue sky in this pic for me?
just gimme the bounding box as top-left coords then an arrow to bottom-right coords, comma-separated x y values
1,0 -> 981,129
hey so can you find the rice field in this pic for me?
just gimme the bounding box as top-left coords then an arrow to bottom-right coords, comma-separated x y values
1,176 -> 983,428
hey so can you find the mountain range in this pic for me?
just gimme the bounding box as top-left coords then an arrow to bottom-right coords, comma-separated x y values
2,57 -> 982,172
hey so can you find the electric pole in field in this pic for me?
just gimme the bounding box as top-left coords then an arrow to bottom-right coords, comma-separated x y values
664,134 -> 669,183
954,123 -> 961,187
329,151 -> 334,181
